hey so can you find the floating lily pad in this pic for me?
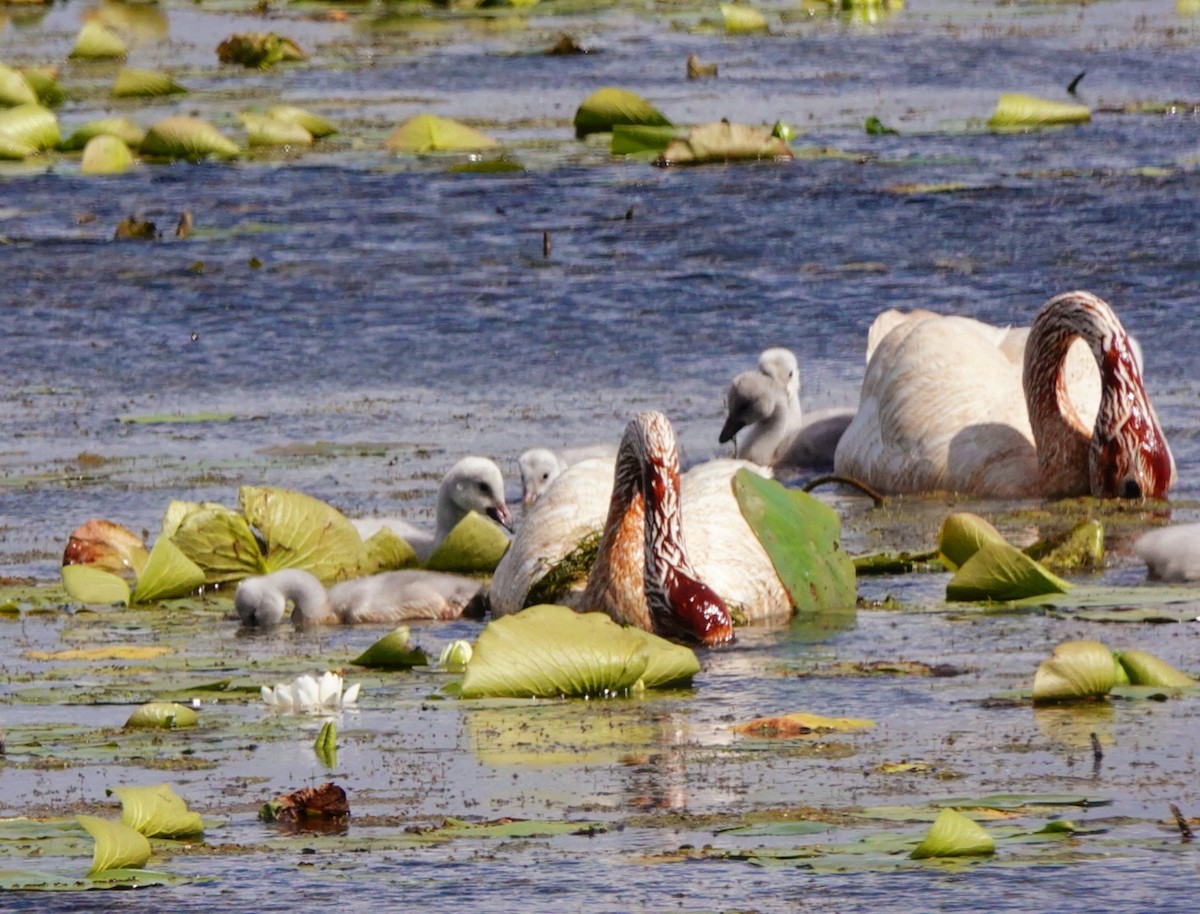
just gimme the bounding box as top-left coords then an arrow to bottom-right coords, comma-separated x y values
1031,640 -> 1116,704
423,511 -> 510,574
266,105 -> 337,138
573,87 -> 671,138
108,784 -> 203,838
314,721 -> 337,769
140,116 -> 238,162
384,114 -> 499,154
0,103 -> 59,151
239,112 -> 313,148
734,712 -> 876,737
130,535 -> 206,602
111,68 -> 186,99
655,121 -> 794,167
946,542 -> 1070,602
80,135 -> 135,175
77,815 -> 151,874
909,808 -> 995,859
22,68 -> 65,108
124,702 -> 199,730
1114,649 -> 1196,688
937,512 -> 1007,571
460,604 -> 698,699
217,33 -> 306,69
732,469 -> 857,615
351,626 -> 428,669
361,526 -> 419,574
628,627 -> 701,688
171,504 -> 265,583
70,20 -> 128,59
240,485 -> 366,582
1024,520 -> 1104,573
720,2 -> 769,33
60,564 -> 131,606
610,123 -> 680,156
988,93 -> 1091,130
0,133 -> 36,160
0,63 -> 37,107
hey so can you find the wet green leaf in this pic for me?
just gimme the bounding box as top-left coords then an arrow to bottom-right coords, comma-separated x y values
721,2 -> 769,33
946,542 -> 1070,602
438,639 -> 473,672
172,504 -> 266,584
130,536 -> 205,602
22,68 -> 65,109
1024,520 -> 1104,573
266,105 -> 337,138
240,485 -> 366,582
988,93 -> 1091,130
909,808 -> 995,859
427,818 -> 605,839
239,112 -> 312,148
573,87 -> 671,138
930,794 -> 1111,811
630,627 -> 700,688
423,511 -> 510,574
1031,640 -> 1116,704
124,702 -> 199,730
361,526 -> 419,574
139,117 -> 238,162
352,626 -> 428,670
77,815 -> 151,874
315,721 -> 337,769
70,20 -> 128,59
1013,585 -> 1200,611
655,121 -> 794,167
108,784 -> 203,838
111,68 -> 187,99
0,63 -> 37,107
865,115 -> 897,135
937,512 -> 1007,571
119,412 -> 238,425
0,103 -> 59,152
1114,649 -> 1197,688
732,469 -> 857,615
80,135 -> 135,175
610,123 -> 680,156
384,114 -> 499,154
60,565 -> 130,606
0,132 -> 36,160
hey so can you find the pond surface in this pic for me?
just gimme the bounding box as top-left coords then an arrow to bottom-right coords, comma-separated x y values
2,0 -> 1200,910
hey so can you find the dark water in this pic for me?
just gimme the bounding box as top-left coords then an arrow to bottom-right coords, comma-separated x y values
2,0 -> 1200,909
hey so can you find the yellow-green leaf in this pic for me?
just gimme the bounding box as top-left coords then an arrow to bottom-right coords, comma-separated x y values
61,117 -> 145,152
361,527 -> 419,574
721,2 -> 769,33
655,121 -> 793,167
124,702 -> 199,730
112,68 -> 187,98
1114,649 -> 1197,688
314,721 -> 337,769
0,63 -> 37,107
423,511 -> 510,574
131,535 -> 206,602
1032,640 -> 1116,704
910,808 -> 995,859
266,105 -> 337,138
0,103 -> 59,151
946,541 -> 1070,602
61,564 -> 131,606
171,504 -> 265,583
352,626 -> 428,669
70,20 -> 128,59
239,112 -> 312,148
988,93 -> 1091,130
81,135 -> 135,175
77,815 -> 152,875
937,512 -> 1007,571
239,485 -> 366,583
573,87 -> 671,138
140,116 -> 238,161
109,784 -> 204,838
384,114 -> 499,154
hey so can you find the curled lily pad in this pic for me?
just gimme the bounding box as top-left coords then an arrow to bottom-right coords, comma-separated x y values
352,626 -> 429,669
239,485 -> 366,582
77,815 -> 152,875
111,68 -> 187,99
0,103 -> 59,152
1032,640 -> 1116,704
140,116 -> 238,161
22,69 -> 64,109
239,112 -> 313,148
266,105 -> 337,138
314,721 -> 337,769
655,121 -> 794,167
937,512 -> 1007,570
61,117 -> 145,152
130,535 -> 206,603
70,20 -> 128,59
987,93 -> 1090,130
721,2 -> 769,34
0,63 -> 37,107
108,784 -> 203,838
124,702 -> 199,730
81,135 -> 135,175
945,541 -> 1070,602
0,133 -> 36,161
384,114 -> 499,154
217,33 -> 306,68
61,564 -> 131,606
361,527 -> 419,574
910,808 -> 995,859
573,87 -> 671,139
1114,649 -> 1196,688
629,627 -> 700,688
424,511 -> 510,574
611,123 -> 680,157
171,503 -> 265,583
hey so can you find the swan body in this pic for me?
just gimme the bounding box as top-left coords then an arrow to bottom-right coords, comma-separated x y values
352,456 -> 512,560
834,291 -> 1174,498
493,412 -> 793,645
518,444 -> 618,505
235,568 -> 483,626
1135,524 -> 1200,582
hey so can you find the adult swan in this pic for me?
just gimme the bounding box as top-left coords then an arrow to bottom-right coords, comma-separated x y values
833,291 -> 1175,499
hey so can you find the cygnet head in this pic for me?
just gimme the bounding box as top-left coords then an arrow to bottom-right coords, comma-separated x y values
439,456 -> 514,535
719,370 -> 787,445
235,576 -> 288,626
758,348 -> 800,404
235,569 -> 329,627
518,448 -> 567,506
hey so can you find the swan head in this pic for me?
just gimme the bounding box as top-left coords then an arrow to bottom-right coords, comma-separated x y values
518,448 -> 567,506
442,456 -> 514,531
719,371 -> 786,445
235,576 -> 290,626
758,347 -> 800,403
235,569 -> 328,626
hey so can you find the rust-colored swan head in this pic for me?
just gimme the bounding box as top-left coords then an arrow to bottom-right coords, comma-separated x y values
1022,291 -> 1175,499
582,411 -> 734,646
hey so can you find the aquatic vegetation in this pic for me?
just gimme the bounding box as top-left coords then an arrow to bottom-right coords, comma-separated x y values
80,135 -> 135,174
107,784 -> 204,839
733,712 -> 876,737
77,815 -> 151,874
384,114 -> 499,154
139,116 -> 237,161
69,20 -> 127,60
352,627 -> 429,669
125,702 -> 200,729
261,671 -> 362,713
216,33 -> 306,69
909,808 -> 995,859
573,87 -> 671,138
111,68 -> 187,99
438,638 -> 473,671
988,93 -> 1091,131
654,120 -> 794,167
1032,639 -> 1196,704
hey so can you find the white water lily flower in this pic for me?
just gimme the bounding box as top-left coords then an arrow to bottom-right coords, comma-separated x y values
261,671 -> 361,713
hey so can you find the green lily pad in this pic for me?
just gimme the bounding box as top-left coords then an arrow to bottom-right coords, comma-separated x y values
655,121 -> 794,167
423,511 -> 510,574
0,63 -> 37,107
0,103 -> 59,152
1032,640 -> 1116,704
22,69 -> 65,109
1114,649 -> 1197,688
70,20 -> 128,59
937,512 -> 1007,571
611,124 -> 680,156
988,93 -> 1091,130
171,504 -> 266,583
361,526 -> 419,574
573,87 -> 671,139
732,469 -> 857,615
111,68 -> 186,99
130,535 -> 206,602
108,784 -> 203,838
266,105 -> 337,138
910,808 -> 995,859
721,2 -> 769,33
239,112 -> 312,148
351,626 -> 429,670
240,485 -> 366,582
60,565 -> 131,606
124,702 -> 199,730
946,542 -> 1070,602
384,114 -> 499,154
461,604 -> 688,699
139,116 -> 238,162
80,135 -> 135,175
315,721 -> 337,769
0,132 -> 36,161
77,815 -> 151,875
627,627 -> 700,688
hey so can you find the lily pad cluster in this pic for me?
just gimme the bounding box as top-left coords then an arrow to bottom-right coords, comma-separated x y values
216,33 -> 307,69
938,512 -> 1074,602
1031,639 -> 1197,704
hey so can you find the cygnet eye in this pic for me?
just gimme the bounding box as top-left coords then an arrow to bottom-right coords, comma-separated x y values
1121,479 -> 1142,499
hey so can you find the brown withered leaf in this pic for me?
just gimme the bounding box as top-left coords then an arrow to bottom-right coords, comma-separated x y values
114,216 -> 157,240
62,519 -> 148,573
546,33 -> 587,55
686,54 -> 718,80
733,712 -> 875,738
260,782 -> 350,829
654,120 -> 792,167
216,32 -> 306,69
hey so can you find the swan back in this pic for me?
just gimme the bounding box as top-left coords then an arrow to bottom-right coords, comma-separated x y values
328,570 -> 483,622
1135,524 -> 1200,582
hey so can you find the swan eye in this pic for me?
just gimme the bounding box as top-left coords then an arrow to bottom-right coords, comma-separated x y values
1121,479 -> 1142,499
477,481 -> 490,494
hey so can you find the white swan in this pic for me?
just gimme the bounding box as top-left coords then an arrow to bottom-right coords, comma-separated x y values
492,412 -> 794,645
235,568 -> 484,625
518,444 -> 617,505
1135,524 -> 1200,582
833,291 -> 1175,498
352,456 -> 512,561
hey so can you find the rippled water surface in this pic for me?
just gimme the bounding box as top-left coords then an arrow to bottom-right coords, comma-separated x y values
2,0 -> 1200,909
